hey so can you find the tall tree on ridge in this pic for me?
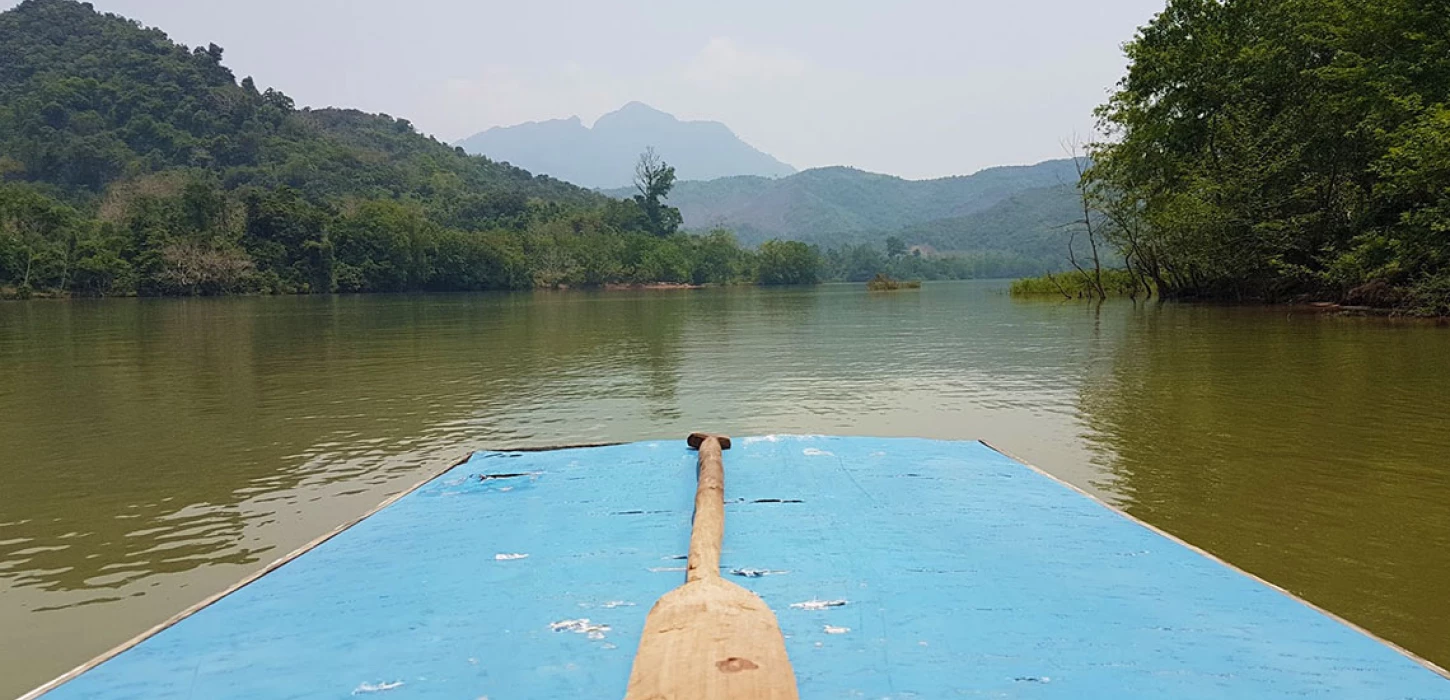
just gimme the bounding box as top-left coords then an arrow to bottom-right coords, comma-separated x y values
633,147 -> 683,238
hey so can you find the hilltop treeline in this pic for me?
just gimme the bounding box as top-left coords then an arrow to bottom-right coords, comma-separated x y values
1089,0 -> 1450,314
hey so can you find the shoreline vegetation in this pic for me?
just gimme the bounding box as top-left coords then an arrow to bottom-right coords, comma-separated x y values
1010,270 -> 1142,299
1014,0 -> 1450,318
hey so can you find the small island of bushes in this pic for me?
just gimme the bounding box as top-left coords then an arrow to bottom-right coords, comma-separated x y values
866,273 -> 921,291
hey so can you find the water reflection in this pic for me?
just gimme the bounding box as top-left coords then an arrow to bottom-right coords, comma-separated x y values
1079,305 -> 1450,664
0,292 -> 709,601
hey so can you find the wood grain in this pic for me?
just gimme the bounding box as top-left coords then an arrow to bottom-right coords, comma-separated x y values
624,434 -> 799,700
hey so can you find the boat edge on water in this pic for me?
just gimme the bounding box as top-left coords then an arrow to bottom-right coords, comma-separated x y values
19,437 -> 1450,698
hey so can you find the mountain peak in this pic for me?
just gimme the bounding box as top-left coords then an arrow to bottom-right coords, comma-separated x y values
593,102 -> 679,130
613,101 -> 671,117
457,103 -> 794,189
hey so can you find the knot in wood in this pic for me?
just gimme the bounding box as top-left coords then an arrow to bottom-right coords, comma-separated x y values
715,657 -> 759,673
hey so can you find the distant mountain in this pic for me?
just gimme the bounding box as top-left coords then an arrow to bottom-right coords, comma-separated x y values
602,159 -> 1087,269
456,102 -> 796,189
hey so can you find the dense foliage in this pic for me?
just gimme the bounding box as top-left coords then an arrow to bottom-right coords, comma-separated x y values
0,1 -> 594,206
756,240 -> 821,286
1089,0 -> 1450,313
0,0 -> 826,297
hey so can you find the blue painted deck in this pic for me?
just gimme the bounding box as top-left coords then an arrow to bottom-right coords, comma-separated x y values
34,437 -> 1449,699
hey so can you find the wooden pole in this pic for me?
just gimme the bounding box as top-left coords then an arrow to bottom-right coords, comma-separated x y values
685,431 -> 727,582
623,433 -> 799,700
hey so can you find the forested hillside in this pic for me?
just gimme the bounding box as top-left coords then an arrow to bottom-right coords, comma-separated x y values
0,0 -> 808,296
620,160 -> 1079,242
897,184 -> 1099,267
607,160 -> 1085,272
0,0 -> 593,206
1088,0 -> 1450,314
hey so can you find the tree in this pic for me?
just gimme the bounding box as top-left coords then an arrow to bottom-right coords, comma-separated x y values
632,147 -> 683,238
688,229 -> 746,284
331,200 -> 421,292
756,240 -> 821,285
885,236 -> 907,259
832,243 -> 887,282
242,187 -> 333,293
424,229 -> 528,291
1062,139 -> 1106,300
70,229 -> 133,296
635,237 -> 690,283
152,240 -> 253,295
1087,0 -> 1450,309
0,184 -> 79,292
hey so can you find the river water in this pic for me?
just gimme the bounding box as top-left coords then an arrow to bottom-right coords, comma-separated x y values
1,281 -> 1447,695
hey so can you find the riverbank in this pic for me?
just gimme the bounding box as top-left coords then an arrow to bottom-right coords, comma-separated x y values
600,282 -> 702,291
1011,273 -> 1450,320
1,281 -> 736,300
1009,270 -> 1145,299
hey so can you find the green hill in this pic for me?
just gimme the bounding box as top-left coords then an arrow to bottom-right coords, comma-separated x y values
605,160 -> 1086,271
899,184 -> 1089,262
0,0 -> 594,209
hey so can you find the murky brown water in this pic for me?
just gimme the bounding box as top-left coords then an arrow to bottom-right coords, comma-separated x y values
1,281 -> 1447,695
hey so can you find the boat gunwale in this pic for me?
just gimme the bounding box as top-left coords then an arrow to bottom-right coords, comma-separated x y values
978,439 -> 1450,682
18,441 -> 623,700
20,437 -> 1450,697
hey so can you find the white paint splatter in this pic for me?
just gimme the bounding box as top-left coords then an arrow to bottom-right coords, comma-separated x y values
803,448 -> 833,457
648,566 -> 687,572
742,434 -> 827,445
353,681 -> 404,694
551,618 -> 611,639
494,553 -> 529,561
580,600 -> 636,609
823,625 -> 850,634
730,568 -> 789,578
790,599 -> 848,610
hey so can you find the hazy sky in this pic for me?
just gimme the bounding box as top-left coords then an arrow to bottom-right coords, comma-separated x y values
41,0 -> 1164,179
